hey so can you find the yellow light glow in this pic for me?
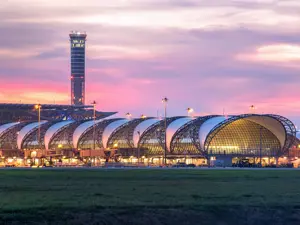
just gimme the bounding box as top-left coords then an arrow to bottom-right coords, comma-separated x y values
7,158 -> 13,163
141,114 -> 147,119
187,108 -> 194,113
31,151 -> 37,158
298,145 -> 300,148
210,146 -> 239,150
113,143 -> 118,148
58,144 -> 63,148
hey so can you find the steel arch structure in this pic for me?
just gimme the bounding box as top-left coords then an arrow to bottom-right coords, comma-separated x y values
170,115 -> 218,155
77,118 -> 123,150
107,118 -> 152,149
138,116 -> 184,156
48,121 -> 82,150
0,122 -> 31,150
21,122 -> 56,150
204,114 -> 296,157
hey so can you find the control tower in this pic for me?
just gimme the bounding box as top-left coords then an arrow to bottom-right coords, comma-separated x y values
69,31 -> 87,105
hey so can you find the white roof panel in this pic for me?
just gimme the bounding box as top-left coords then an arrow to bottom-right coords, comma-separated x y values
133,118 -> 160,147
102,119 -> 129,148
44,120 -> 74,150
0,122 -> 20,137
17,121 -> 48,149
166,117 -> 194,151
246,116 -> 286,148
198,116 -> 227,149
73,119 -> 103,148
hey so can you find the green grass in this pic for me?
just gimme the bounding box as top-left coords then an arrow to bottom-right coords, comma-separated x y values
0,169 -> 300,224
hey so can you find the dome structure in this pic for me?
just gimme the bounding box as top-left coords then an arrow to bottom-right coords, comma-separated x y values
0,114 -> 295,159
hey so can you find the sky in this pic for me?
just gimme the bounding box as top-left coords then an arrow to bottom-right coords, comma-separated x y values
0,0 -> 300,125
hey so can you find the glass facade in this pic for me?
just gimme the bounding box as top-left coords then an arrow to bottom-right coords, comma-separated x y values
69,32 -> 87,106
0,115 -> 296,160
206,119 -> 281,156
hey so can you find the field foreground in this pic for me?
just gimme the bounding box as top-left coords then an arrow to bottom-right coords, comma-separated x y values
1,169 -> 300,225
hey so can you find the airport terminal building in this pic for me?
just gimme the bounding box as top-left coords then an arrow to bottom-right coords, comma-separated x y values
0,103 -> 298,167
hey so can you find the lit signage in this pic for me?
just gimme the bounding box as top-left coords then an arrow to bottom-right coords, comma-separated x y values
72,39 -> 85,48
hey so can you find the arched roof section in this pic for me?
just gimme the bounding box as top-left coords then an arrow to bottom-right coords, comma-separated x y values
204,114 -> 296,155
245,116 -> 285,147
138,116 -> 186,156
133,118 -> 160,147
107,118 -> 154,149
73,119 -> 103,148
17,121 -> 48,149
44,120 -> 75,150
170,115 -> 219,154
199,116 -> 228,149
166,117 -> 194,152
102,119 -> 129,148
0,122 -> 20,137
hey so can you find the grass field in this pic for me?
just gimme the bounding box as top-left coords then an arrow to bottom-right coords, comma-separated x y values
1,169 -> 300,224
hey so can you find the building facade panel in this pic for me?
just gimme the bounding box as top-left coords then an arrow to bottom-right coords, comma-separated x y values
107,118 -> 151,149
77,118 -> 123,150
0,122 -> 20,137
166,117 -> 194,152
170,116 -> 217,155
102,119 -> 129,148
17,121 -> 48,149
206,119 -> 281,156
198,116 -> 228,149
44,120 -> 75,150
133,118 -> 160,147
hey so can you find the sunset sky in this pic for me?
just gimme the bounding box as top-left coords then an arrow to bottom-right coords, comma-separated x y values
0,0 -> 300,125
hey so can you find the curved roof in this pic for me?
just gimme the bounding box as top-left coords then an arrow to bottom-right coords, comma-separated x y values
44,120 -> 74,150
203,115 -> 290,152
133,118 -> 160,147
102,119 -> 129,148
73,119 -> 103,148
166,117 -> 194,152
17,121 -> 48,149
245,116 -> 285,148
199,116 -> 227,149
0,122 -> 20,137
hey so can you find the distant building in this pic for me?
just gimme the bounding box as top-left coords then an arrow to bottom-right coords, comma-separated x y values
0,112 -> 297,166
69,31 -> 87,105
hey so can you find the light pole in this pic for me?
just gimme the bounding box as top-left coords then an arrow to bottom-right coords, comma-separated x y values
137,131 -> 140,166
91,101 -> 96,166
187,107 -> 194,117
34,104 -> 41,165
34,104 -> 42,148
259,126 -> 262,166
126,112 -> 132,120
162,97 -> 168,165
250,105 -> 255,114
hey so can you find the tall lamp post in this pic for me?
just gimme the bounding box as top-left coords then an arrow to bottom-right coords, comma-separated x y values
162,97 -> 168,165
187,107 -> 194,117
34,104 -> 41,165
259,126 -> 262,166
125,112 -> 132,120
91,101 -> 96,166
137,131 -> 140,166
250,105 -> 255,114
